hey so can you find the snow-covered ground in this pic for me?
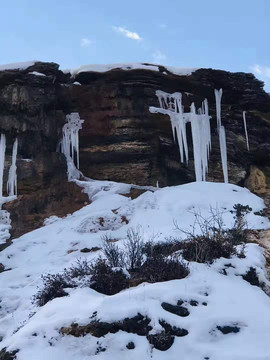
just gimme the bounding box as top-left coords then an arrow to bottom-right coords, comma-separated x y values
1,180 -> 270,359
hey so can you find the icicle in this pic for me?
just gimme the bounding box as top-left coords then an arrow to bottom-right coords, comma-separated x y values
190,103 -> 203,181
219,126 -> 228,183
243,111 -> 249,151
7,138 -> 18,196
150,91 -> 212,182
60,113 -> 84,180
214,88 -> 229,183
0,134 -> 6,199
214,88 -> 223,129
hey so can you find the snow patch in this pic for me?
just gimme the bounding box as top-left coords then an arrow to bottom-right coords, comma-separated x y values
0,61 -> 36,71
28,71 -> 46,77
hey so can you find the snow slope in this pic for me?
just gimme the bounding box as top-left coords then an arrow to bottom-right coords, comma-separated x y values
0,180 -> 270,359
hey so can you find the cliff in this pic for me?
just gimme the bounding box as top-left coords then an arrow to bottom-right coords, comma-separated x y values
1,61 -> 270,239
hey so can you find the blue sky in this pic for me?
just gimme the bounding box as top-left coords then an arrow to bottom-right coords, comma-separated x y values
1,0 -> 270,90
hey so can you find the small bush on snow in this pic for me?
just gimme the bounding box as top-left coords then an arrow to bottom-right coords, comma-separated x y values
90,259 -> 129,295
102,227 -> 145,270
33,273 -> 73,306
138,254 -> 189,283
180,236 -> 236,264
34,258 -> 129,305
173,205 -> 250,264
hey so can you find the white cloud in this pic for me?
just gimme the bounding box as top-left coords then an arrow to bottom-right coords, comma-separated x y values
80,38 -> 92,47
152,50 -> 167,64
112,26 -> 142,41
250,64 -> 270,91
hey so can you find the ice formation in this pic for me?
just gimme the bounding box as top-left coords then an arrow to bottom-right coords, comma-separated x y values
243,111 -> 250,151
214,88 -> 223,129
150,91 -> 212,181
214,88 -> 229,183
7,138 -> 18,196
60,112 -> 84,180
0,133 -> 6,198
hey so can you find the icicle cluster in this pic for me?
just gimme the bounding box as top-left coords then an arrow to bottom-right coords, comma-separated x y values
60,113 -> 84,180
214,89 -> 228,183
0,134 -> 6,198
7,138 -> 18,196
0,135 -> 18,204
243,111 -> 249,151
150,91 -> 212,182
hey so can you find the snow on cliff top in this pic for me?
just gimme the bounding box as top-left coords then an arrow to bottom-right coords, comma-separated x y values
0,61 -> 198,76
63,63 -> 198,76
1,180 -> 270,359
0,61 -> 37,71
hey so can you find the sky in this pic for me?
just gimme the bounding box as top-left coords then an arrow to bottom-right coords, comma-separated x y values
1,0 -> 270,90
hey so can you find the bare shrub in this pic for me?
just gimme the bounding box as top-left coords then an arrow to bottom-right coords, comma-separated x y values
33,273 -> 73,306
66,259 -> 92,278
124,227 -> 145,271
102,234 -> 125,268
174,206 -> 250,264
180,236 -> 236,264
90,259 -> 129,295
138,254 -> 189,283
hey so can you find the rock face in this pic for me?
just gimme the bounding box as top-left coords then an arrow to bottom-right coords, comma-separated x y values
1,61 -> 270,239
0,62 -> 88,240
69,66 -> 270,189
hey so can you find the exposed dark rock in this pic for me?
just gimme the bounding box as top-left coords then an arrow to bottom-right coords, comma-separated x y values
0,348 -> 18,360
242,267 -> 260,286
147,331 -> 174,351
60,313 -> 152,338
60,313 -> 188,351
161,302 -> 189,317
159,320 -> 189,337
126,342 -> 135,350
80,247 -> 101,253
217,325 -> 240,334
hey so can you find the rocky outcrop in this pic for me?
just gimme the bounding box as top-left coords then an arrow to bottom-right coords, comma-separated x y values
1,61 -> 270,240
0,62 -> 88,240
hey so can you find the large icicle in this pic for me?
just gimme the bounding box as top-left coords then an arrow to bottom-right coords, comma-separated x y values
214,88 -> 223,129
7,138 -> 18,196
190,103 -> 202,181
214,88 -> 228,183
150,91 -> 212,181
0,134 -> 6,198
243,111 -> 250,151
60,112 -> 84,180
219,126 -> 228,183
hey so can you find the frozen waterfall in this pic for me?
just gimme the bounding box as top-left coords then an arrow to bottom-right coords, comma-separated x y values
214,88 -> 229,183
60,112 -> 84,180
150,91 -> 212,182
7,138 -> 18,196
243,111 -> 250,151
